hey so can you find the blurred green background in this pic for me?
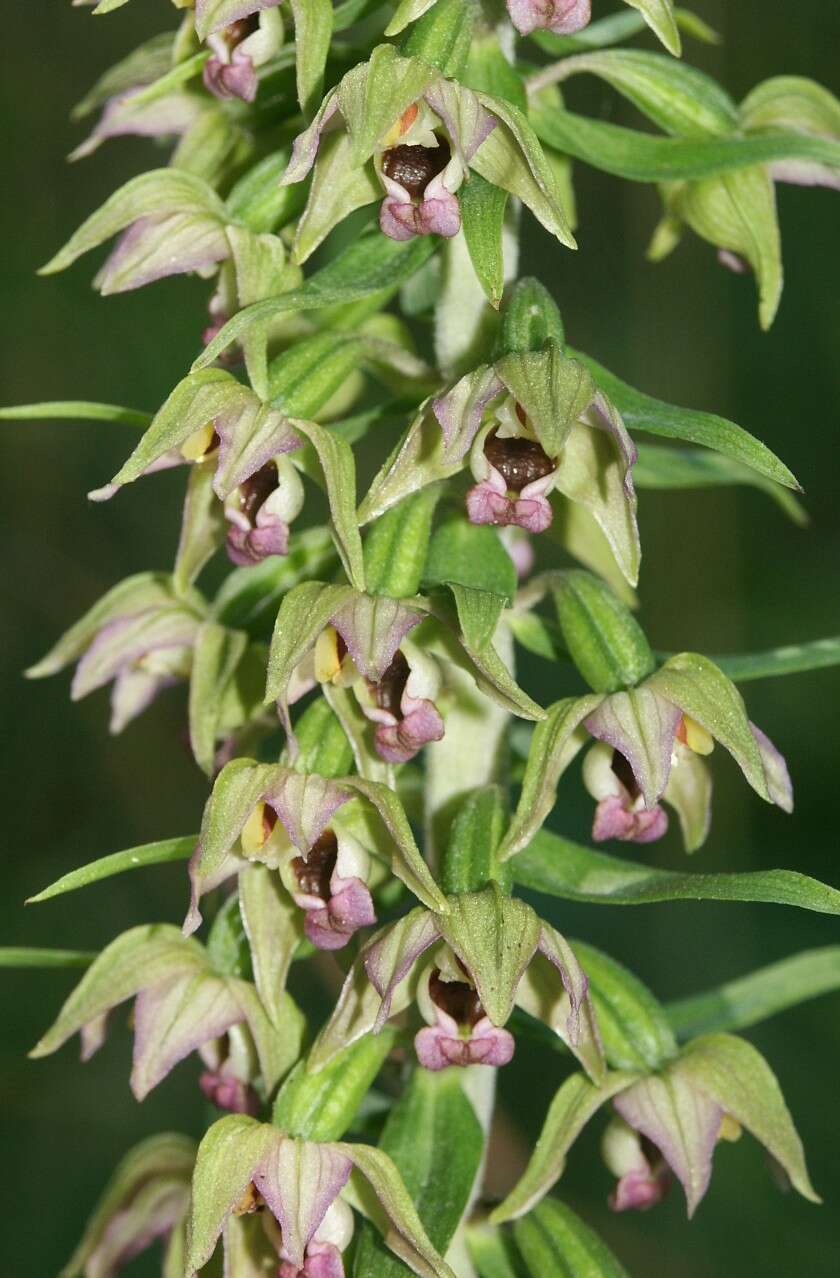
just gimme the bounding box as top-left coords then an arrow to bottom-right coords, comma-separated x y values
2,2 -> 838,1275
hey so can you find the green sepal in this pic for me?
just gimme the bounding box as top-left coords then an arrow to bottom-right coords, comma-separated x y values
441,785 -> 512,895
272,1030 -> 398,1141
352,1067 -> 484,1276
622,0 -> 681,57
495,343 -> 594,456
188,621 -> 250,775
490,1071 -> 637,1224
399,0 -> 477,78
436,886 -> 541,1026
494,277 -> 566,358
549,570 -> 655,694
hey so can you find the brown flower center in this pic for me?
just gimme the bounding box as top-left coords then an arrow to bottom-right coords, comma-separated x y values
237,462 -> 279,526
429,969 -> 484,1027
381,139 -> 452,198
292,830 -> 338,900
611,749 -> 640,800
375,649 -> 411,716
484,430 -> 554,494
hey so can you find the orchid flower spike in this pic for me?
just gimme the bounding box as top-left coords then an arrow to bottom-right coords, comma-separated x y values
30,924 -> 303,1108
433,343 -> 639,585
309,887 -> 605,1083
186,1116 -> 457,1278
25,573 -> 203,733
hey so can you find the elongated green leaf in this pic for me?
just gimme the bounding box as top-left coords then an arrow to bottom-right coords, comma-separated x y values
634,444 -> 808,524
707,637 -> 840,683
569,347 -> 800,490
542,50 -> 736,139
385,0 -> 437,37
460,172 -> 508,308
514,1198 -> 631,1277
667,946 -> 840,1039
531,106 -> 840,183
0,948 -> 96,969
491,1072 -> 635,1224
514,828 -> 840,916
196,234 -> 439,370
573,941 -> 677,1072
290,419 -> 366,591
27,836 -> 195,905
0,401 -> 150,427
352,1069 -> 483,1277
273,1030 -> 397,1142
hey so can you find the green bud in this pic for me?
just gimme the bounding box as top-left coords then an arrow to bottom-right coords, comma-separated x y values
272,1030 -> 397,1140
440,785 -> 513,895
364,487 -> 443,598
494,277 -> 566,358
551,570 -> 654,693
292,697 -> 354,778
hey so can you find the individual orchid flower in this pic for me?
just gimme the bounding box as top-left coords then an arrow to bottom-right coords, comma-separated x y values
309,887 -> 605,1083
184,756 -> 448,950
203,9 -> 284,103
492,1033 -> 818,1225
25,572 -> 204,733
71,87 -> 205,161
433,343 -> 640,584
92,369 -> 305,568
579,654 -> 792,852
30,924 -> 303,1108
507,0 -> 591,37
59,1132 -> 195,1278
267,582 -> 446,762
499,573 -> 793,859
280,44 -> 574,262
186,1114 -> 458,1278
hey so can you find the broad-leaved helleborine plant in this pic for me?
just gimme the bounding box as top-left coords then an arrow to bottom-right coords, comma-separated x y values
5,0 -> 840,1274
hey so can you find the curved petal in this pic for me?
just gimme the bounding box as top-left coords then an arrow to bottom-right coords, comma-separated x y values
585,687 -> 682,809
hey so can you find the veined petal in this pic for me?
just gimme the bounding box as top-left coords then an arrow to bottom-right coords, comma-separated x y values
751,721 -> 794,813
585,687 -> 682,809
423,80 -> 497,171
131,970 -> 244,1100
254,1139 -> 352,1268
95,212 -> 229,295
663,742 -> 713,853
613,1069 -> 723,1217
432,366 -> 504,464
553,419 -> 641,587
71,608 -> 198,701
647,654 -> 779,805
363,909 -> 441,1029
514,924 -> 605,1082
267,771 -> 352,854
331,595 -> 424,682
